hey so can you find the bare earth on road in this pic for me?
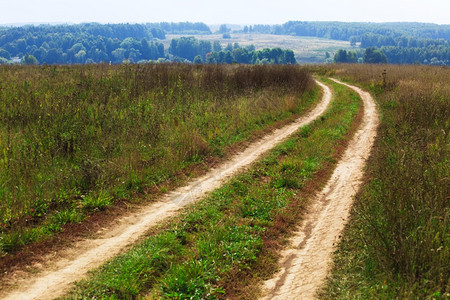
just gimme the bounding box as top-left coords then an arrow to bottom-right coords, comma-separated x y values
0,80 -> 332,300
261,79 -> 379,299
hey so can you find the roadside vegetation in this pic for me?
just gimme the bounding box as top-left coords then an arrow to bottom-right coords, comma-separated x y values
316,65 -> 449,298
62,78 -> 361,299
0,64 -> 315,255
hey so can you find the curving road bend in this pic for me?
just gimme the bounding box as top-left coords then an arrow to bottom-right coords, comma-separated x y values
1,80 -> 332,300
261,79 -> 379,299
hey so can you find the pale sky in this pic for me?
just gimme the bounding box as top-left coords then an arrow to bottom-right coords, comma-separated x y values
1,0 -> 449,25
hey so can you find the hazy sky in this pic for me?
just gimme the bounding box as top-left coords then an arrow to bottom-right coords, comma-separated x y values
2,0 -> 449,25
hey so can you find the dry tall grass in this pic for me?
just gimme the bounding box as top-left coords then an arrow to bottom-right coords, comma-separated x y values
0,64 -> 315,253
320,64 -> 449,298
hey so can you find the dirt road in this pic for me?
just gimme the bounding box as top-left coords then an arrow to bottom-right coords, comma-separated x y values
261,79 -> 379,299
1,80 -> 332,300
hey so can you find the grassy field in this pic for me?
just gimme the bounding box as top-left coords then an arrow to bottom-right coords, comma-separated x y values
62,78 -> 362,299
2,62 -> 446,298
315,65 -> 449,298
164,33 -> 356,63
0,64 -> 315,255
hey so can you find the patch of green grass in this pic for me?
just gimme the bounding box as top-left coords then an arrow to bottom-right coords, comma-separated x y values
68,232 -> 185,299
80,190 -> 113,212
62,78 -> 361,299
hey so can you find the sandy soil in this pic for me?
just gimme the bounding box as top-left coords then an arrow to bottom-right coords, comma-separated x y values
0,80 -> 332,300
260,79 -> 379,299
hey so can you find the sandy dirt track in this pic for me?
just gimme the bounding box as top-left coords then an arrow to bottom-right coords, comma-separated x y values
261,79 -> 379,299
1,80 -> 332,300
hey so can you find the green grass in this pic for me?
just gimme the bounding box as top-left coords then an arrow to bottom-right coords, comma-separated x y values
0,64 -> 316,254
317,65 -> 449,299
62,78 -> 361,299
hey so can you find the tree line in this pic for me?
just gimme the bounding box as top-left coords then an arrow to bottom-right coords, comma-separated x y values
0,23 -> 297,65
0,34 -> 166,65
244,21 -> 450,66
333,48 -> 387,64
245,21 -> 450,42
205,47 -> 296,64
333,45 -> 449,65
359,32 -> 449,48
168,37 -> 295,64
148,22 -> 211,34
0,23 -> 209,65
1,21 -> 448,65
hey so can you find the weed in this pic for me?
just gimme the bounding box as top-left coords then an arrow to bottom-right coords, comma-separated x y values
0,64 -> 314,253
319,64 -> 449,298
80,191 -> 113,212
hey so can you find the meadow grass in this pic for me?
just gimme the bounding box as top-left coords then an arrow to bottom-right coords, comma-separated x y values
317,65 -> 449,298
0,64 -> 315,254
62,78 -> 361,299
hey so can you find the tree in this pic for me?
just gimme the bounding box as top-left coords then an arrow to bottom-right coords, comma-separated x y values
120,37 -> 140,50
269,48 -> 283,63
218,24 -> 229,34
74,50 -> 86,63
112,48 -> 126,63
283,49 -> 296,64
0,48 -> 11,59
333,49 -> 358,63
69,43 -> 86,54
68,43 -> 86,62
224,51 -> 233,64
232,48 -> 249,63
169,37 -> 200,61
198,40 -> 211,58
363,47 -> 387,64
16,39 -> 27,54
22,54 -> 39,65
246,45 -> 256,52
193,55 -> 203,64
140,39 -> 151,59
213,41 -> 222,52
33,47 -> 47,63
157,43 -> 165,58
334,49 -> 347,63
150,27 -> 165,39
90,48 -> 108,63
45,48 -> 63,64
128,48 -> 141,62
225,43 -> 233,52
205,52 -> 217,64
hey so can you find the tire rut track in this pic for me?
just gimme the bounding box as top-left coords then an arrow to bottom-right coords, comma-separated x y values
260,79 -> 379,300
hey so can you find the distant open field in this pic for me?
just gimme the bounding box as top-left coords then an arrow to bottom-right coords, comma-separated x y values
164,33 -> 356,63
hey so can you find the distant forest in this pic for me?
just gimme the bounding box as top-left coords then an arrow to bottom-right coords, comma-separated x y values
169,37 -> 296,64
0,21 -> 449,65
247,21 -> 450,65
